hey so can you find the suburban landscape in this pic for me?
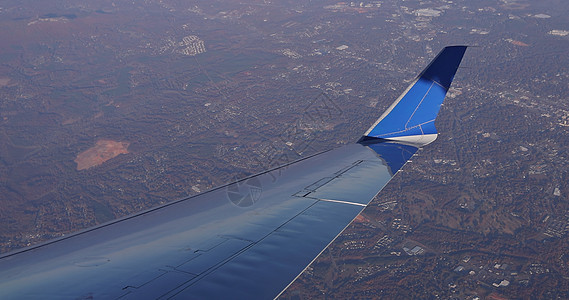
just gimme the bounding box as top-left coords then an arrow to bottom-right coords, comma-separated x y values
0,0 -> 568,298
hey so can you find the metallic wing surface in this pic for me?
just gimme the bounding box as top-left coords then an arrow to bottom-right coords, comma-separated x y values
0,46 -> 467,299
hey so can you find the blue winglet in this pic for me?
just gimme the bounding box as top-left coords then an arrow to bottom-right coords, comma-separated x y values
361,46 -> 467,146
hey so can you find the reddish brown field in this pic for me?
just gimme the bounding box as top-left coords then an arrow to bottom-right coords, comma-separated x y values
510,40 -> 529,47
75,140 -> 129,170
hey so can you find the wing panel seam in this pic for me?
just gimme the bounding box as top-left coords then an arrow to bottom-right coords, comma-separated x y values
404,81 -> 434,129
317,198 -> 367,207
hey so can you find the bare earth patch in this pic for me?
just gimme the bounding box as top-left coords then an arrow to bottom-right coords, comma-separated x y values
0,77 -> 11,87
75,140 -> 129,170
510,40 -> 529,47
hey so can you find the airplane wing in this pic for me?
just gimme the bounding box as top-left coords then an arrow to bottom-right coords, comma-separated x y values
0,46 -> 467,299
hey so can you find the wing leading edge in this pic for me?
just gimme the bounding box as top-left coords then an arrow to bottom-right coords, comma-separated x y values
0,46 -> 467,299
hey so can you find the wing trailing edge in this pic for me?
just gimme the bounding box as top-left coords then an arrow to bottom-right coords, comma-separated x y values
361,46 -> 468,147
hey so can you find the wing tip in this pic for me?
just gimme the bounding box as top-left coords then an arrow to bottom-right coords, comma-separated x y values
418,45 -> 468,90
360,46 -> 468,146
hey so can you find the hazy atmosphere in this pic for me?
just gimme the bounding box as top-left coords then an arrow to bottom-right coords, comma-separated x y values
1,0 -> 568,298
